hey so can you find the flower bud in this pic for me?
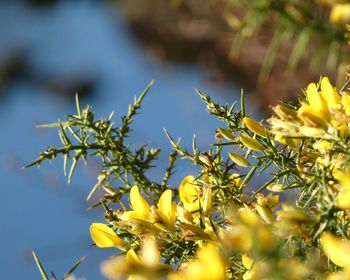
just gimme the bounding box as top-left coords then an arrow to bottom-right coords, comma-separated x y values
203,187 -> 213,214
229,152 -> 251,167
239,135 -> 265,151
217,128 -> 235,141
267,183 -> 284,192
243,117 -> 267,138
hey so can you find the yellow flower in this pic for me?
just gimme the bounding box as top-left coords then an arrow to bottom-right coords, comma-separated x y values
321,232 -> 350,268
170,243 -> 226,280
341,94 -> 350,116
101,238 -> 171,280
123,186 -> 150,221
179,175 -> 203,212
156,189 -> 177,230
242,253 -> 254,270
302,82 -> 330,120
330,4 -> 350,24
90,223 -> 127,250
254,203 -> 274,224
335,172 -> 350,210
320,77 -> 341,109
123,186 -> 177,231
313,140 -> 333,152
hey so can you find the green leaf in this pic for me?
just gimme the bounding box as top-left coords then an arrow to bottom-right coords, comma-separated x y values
32,251 -> 49,280
64,256 -> 85,279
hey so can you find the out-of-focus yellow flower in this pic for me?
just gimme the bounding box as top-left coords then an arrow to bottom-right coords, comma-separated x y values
266,183 -> 284,192
330,4 -> 350,24
220,223 -> 252,252
334,171 -> 350,210
254,203 -> 274,224
278,258 -> 310,280
101,238 -> 171,280
341,94 -> 350,116
243,117 -> 267,138
90,223 -> 127,250
242,259 -> 270,280
321,232 -> 350,268
276,205 -> 311,224
276,205 -> 314,236
179,175 -> 203,212
298,126 -> 326,138
326,270 -> 350,280
239,205 -> 260,226
170,243 -> 226,280
313,140 -> 333,152
242,253 -> 254,270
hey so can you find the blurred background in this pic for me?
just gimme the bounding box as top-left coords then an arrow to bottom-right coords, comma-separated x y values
0,0 -> 348,278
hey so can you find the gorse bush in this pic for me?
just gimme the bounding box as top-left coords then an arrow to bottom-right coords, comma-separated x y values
29,76 -> 350,279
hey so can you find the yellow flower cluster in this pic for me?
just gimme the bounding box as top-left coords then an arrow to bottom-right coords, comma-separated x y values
269,77 -> 350,212
29,73 -> 350,279
76,76 -> 350,280
270,77 -> 350,141
88,173 -> 331,280
90,177 -> 229,279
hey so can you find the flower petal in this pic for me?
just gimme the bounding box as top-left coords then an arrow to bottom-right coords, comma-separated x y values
130,186 -> 150,219
321,232 -> 350,268
90,223 -> 127,249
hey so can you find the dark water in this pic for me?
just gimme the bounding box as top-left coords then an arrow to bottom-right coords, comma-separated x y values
0,1 -> 259,278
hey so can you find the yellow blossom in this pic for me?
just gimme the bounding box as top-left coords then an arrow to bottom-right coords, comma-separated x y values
341,94 -> 350,116
320,77 -> 341,109
170,243 -> 226,280
335,172 -> 350,210
90,223 -> 127,250
304,82 -> 330,120
179,175 -> 203,212
122,186 -> 177,231
330,4 -> 350,24
123,186 -> 150,221
101,239 -> 171,280
254,203 -> 274,224
321,232 -> 350,268
156,189 -> 177,230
